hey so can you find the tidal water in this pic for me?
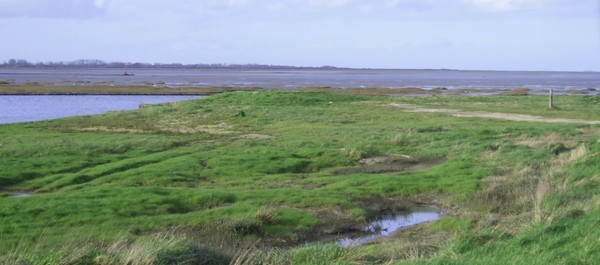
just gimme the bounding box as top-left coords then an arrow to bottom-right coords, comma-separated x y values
1,68 -> 599,91
0,95 -> 198,124
11,192 -> 32,198
1,68 -> 598,124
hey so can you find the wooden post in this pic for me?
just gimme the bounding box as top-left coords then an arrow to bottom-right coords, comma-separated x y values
549,89 -> 554,109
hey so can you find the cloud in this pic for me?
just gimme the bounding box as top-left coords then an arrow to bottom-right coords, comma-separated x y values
308,0 -> 351,8
464,0 -> 546,11
94,0 -> 108,9
384,0 -> 436,10
0,0 -> 106,18
228,0 -> 250,8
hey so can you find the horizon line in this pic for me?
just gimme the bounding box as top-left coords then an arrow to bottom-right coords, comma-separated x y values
0,58 -> 597,73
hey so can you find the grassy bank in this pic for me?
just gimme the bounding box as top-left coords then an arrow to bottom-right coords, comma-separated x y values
1,91 -> 599,264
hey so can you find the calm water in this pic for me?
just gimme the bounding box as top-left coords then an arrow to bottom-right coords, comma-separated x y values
0,95 -> 198,124
1,68 -> 599,91
339,208 -> 441,247
1,68 -> 598,123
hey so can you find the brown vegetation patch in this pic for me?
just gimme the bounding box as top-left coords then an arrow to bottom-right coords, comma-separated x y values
576,127 -> 600,139
306,197 -> 421,243
566,89 -> 594,94
500,87 -> 529,96
357,196 -> 415,218
77,122 -> 235,135
515,133 -> 569,149
334,155 -> 443,175
78,126 -> 146,134
470,142 -> 592,235
310,205 -> 366,235
158,122 -> 235,134
303,86 -> 437,96
239,134 -> 273,140
375,225 -> 453,261
390,103 -> 600,124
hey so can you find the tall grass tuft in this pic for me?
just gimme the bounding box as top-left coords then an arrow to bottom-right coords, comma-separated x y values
2,232 -> 232,265
533,177 -> 552,223
255,205 -> 281,225
232,244 -> 369,265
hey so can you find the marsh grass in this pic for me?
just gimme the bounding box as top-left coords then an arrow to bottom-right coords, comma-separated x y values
231,244 -> 369,265
2,231 -> 233,265
1,91 -> 599,264
500,87 -> 529,96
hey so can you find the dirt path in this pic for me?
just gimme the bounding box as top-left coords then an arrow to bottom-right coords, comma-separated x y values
390,103 -> 600,125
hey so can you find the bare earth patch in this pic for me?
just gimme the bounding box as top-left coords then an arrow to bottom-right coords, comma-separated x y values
334,155 -> 443,175
78,127 -> 146,134
390,103 -> 600,125
514,133 -> 569,149
158,123 -> 234,134
77,122 -> 235,135
239,134 -> 273,140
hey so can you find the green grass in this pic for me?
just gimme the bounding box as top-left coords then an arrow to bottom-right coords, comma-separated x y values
0,91 -> 598,264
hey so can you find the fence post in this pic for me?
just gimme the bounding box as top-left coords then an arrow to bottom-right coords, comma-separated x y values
549,89 -> 554,109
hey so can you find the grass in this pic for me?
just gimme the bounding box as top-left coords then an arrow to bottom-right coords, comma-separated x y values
0,90 -> 598,264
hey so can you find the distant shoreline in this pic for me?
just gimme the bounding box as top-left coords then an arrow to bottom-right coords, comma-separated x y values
0,65 -> 598,73
2,68 -> 599,94
0,84 -> 598,96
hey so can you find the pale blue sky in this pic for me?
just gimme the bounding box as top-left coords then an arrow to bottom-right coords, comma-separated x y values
1,0 -> 599,71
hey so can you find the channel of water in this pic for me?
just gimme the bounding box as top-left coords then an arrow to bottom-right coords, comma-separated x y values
0,95 -> 199,124
11,192 -> 32,198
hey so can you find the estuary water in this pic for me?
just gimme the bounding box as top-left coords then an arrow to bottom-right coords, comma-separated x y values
1,68 -> 599,92
0,95 -> 198,124
1,68 -> 598,124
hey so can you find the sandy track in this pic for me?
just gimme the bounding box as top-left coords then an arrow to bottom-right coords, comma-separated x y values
390,103 -> 600,125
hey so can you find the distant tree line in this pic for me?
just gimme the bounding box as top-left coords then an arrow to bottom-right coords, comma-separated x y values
0,58 -> 339,70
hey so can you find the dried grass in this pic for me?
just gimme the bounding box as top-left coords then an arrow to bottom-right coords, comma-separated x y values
533,178 -> 552,223
157,122 -> 235,134
501,88 -> 529,96
475,141 -> 593,232
515,133 -> 567,149
389,134 -> 405,145
566,144 -> 589,163
78,126 -> 146,134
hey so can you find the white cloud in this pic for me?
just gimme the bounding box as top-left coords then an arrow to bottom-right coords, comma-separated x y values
228,0 -> 250,8
94,0 -> 108,9
384,0 -> 435,9
465,0 -> 545,11
0,0 -> 106,18
308,0 -> 351,8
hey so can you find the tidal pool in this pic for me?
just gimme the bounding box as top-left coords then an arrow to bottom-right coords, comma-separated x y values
339,208 -> 441,247
0,95 -> 199,124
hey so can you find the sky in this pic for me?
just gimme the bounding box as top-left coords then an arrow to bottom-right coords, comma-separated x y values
1,0 -> 599,71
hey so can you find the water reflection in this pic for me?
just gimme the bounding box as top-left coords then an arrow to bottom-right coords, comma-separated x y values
339,208 -> 441,247
0,95 -> 199,124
